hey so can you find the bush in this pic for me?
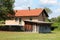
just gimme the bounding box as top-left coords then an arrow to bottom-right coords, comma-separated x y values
0,21 -> 5,24
52,22 -> 60,31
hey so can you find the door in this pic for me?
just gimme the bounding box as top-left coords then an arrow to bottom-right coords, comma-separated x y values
39,25 -> 51,33
39,25 -> 43,33
24,23 -> 32,32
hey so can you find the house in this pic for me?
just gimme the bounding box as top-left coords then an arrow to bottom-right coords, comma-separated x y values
5,8 -> 52,33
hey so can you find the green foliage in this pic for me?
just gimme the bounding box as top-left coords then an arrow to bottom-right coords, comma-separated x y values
56,16 -> 60,22
3,0 -> 15,14
50,16 -> 60,31
45,18 -> 51,22
50,16 -> 60,22
52,22 -> 59,27
0,20 -> 5,24
0,0 -> 15,20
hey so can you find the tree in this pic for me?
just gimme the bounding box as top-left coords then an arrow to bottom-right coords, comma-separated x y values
56,16 -> 60,22
50,16 -> 60,22
50,18 -> 57,22
50,16 -> 60,31
44,7 -> 52,14
0,0 -> 15,20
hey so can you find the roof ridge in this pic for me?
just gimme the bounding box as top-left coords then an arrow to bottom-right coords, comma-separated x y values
14,8 -> 43,10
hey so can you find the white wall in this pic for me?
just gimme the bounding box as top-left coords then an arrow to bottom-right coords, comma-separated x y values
5,19 -> 25,26
5,20 -> 19,25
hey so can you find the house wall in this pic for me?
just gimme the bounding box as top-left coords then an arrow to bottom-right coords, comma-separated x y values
21,12 -> 47,21
38,13 -> 44,21
5,18 -> 25,26
21,17 -> 38,21
5,20 -> 19,25
38,12 -> 47,21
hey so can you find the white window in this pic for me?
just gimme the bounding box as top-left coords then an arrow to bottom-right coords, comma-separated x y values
15,17 -> 18,21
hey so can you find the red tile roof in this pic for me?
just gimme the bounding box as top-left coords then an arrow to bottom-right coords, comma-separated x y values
15,8 -> 44,17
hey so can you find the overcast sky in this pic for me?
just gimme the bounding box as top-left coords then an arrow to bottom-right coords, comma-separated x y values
14,0 -> 60,19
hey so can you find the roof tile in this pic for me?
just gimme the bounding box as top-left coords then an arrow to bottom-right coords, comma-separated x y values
15,8 -> 43,17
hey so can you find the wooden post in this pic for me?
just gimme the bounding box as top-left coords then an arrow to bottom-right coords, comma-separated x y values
33,25 -> 37,32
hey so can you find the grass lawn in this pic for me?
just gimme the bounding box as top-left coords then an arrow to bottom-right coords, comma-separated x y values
0,31 -> 60,40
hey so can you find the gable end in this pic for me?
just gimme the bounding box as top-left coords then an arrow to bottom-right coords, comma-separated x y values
43,9 -> 49,17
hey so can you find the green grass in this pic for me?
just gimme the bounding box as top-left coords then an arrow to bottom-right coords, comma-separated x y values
0,31 -> 60,40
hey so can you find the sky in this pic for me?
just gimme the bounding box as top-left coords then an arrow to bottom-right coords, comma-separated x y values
14,0 -> 60,19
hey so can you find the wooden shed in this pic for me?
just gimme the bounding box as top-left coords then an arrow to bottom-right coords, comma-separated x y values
24,20 -> 52,33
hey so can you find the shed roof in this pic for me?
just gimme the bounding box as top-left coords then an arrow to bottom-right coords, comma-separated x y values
24,20 -> 53,24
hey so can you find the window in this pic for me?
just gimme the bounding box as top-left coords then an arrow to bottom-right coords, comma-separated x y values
19,18 -> 22,22
19,18 -> 22,24
30,18 -> 32,20
15,17 -> 18,21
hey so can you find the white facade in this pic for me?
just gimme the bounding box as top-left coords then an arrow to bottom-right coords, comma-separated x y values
5,19 -> 25,26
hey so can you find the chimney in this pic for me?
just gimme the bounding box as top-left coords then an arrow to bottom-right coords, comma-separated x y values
28,7 -> 30,11
16,10 -> 17,12
35,8 -> 38,9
